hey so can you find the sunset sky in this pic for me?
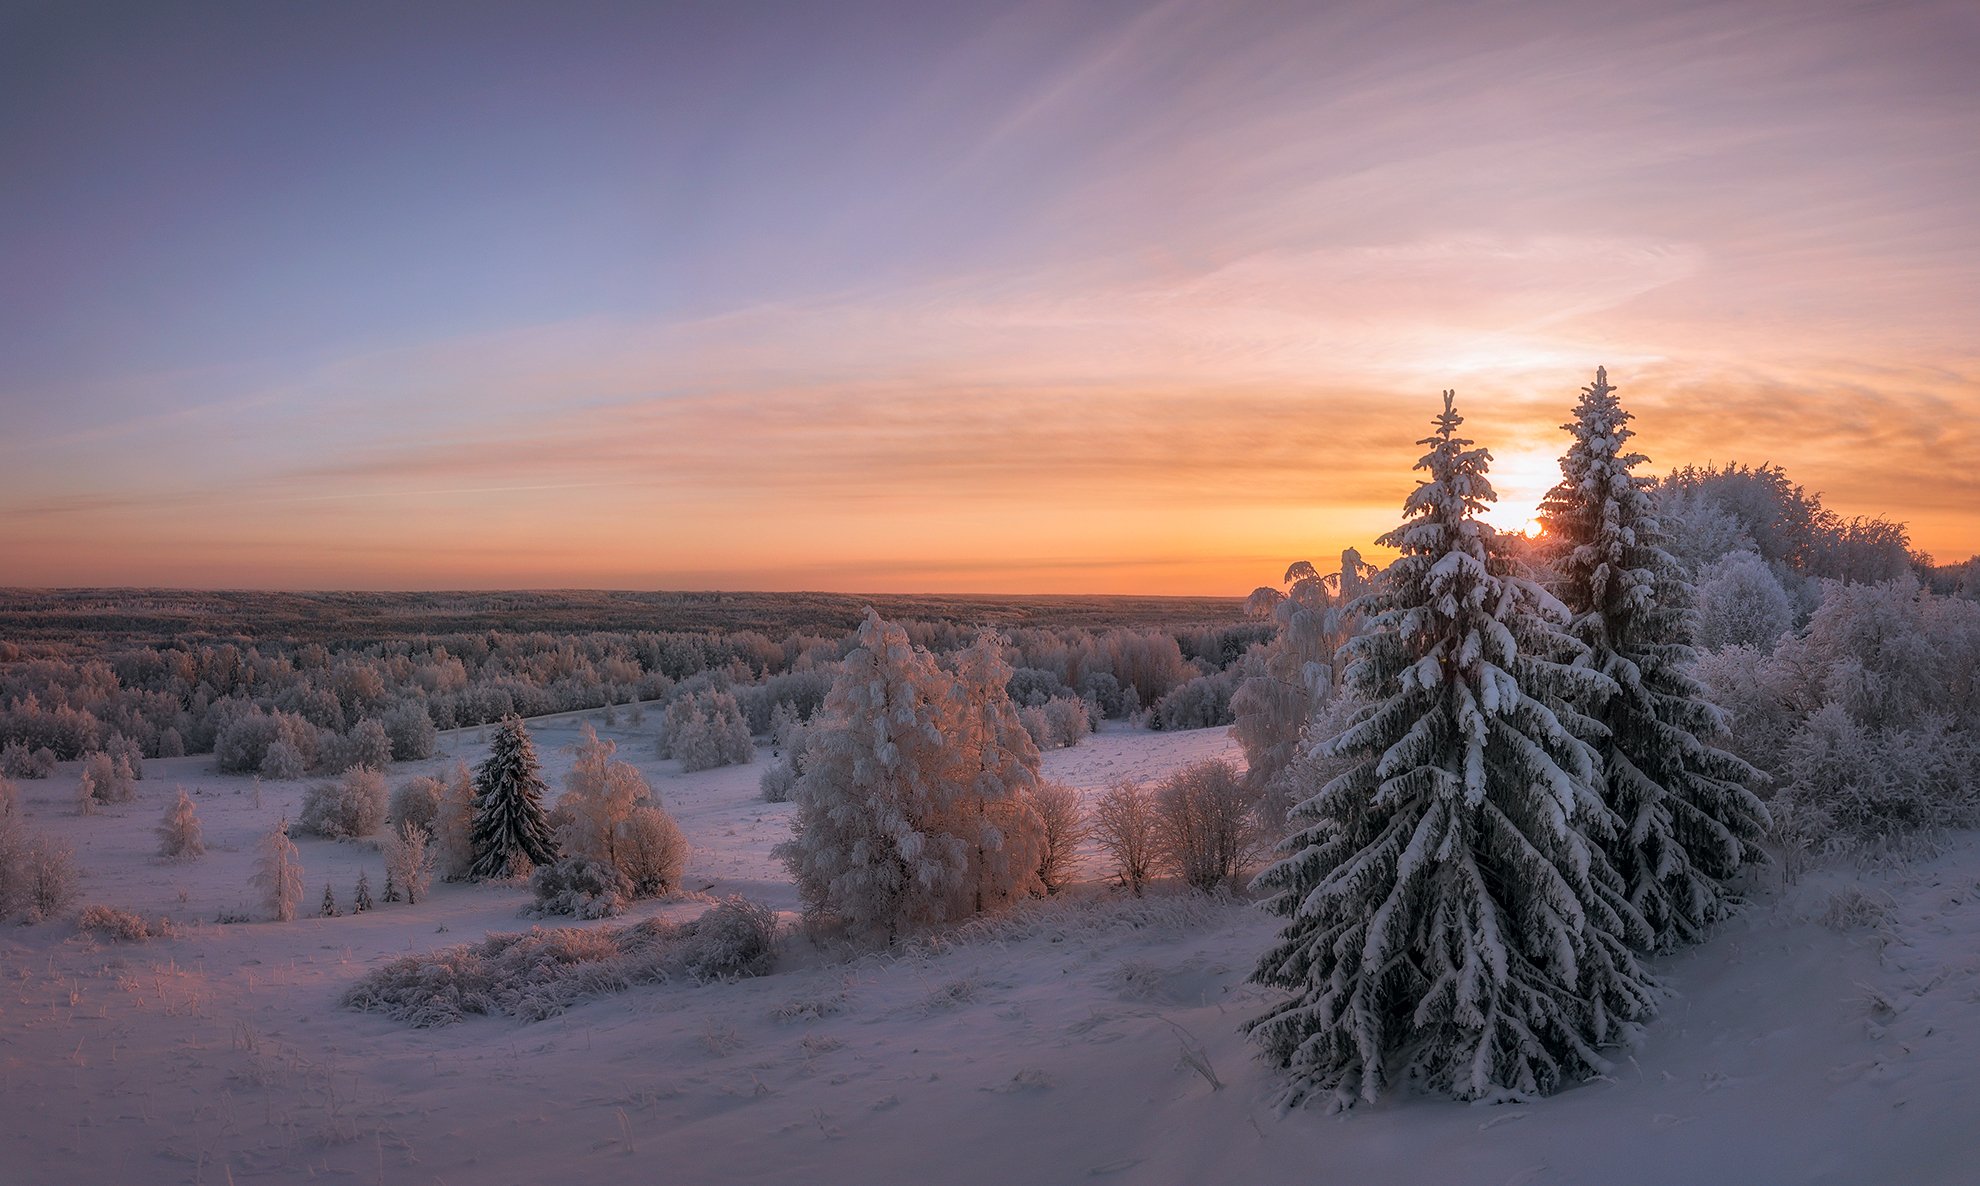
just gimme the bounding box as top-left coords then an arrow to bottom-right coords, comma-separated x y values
3,0 -> 1976,594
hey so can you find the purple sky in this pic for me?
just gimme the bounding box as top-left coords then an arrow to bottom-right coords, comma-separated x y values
3,0 -> 1976,591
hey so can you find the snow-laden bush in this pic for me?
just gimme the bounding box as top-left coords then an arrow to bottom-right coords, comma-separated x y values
294,765 -> 389,839
78,750 -> 137,807
340,895 -> 778,1026
1020,695 -> 1090,750
104,733 -> 145,781
253,817 -> 304,922
1152,758 -> 1261,892
672,691 -> 755,772
214,708 -> 318,775
776,617 -> 1046,941
1090,779 -> 1158,895
526,856 -> 629,919
381,702 -> 438,761
1,742 -> 57,779
759,758 -> 799,803
1028,780 -> 1086,893
156,787 -> 205,860
78,904 -> 172,942
321,718 -> 393,773
1150,667 -> 1242,731
260,739 -> 309,780
1772,705 -> 1980,860
618,806 -> 687,897
389,775 -> 444,836
382,818 -> 437,904
1696,550 -> 1794,652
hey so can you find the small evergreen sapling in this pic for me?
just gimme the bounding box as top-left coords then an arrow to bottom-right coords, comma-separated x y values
354,870 -> 374,912
468,717 -> 558,880
384,871 -> 401,903
321,882 -> 339,918
1248,390 -> 1657,1107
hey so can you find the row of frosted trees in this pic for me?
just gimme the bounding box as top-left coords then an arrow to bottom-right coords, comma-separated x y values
1246,371 -> 1771,1106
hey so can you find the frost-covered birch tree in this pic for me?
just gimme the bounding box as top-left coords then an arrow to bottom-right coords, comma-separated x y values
775,612 -> 1043,941
1538,368 -> 1770,951
1248,390 -> 1657,1107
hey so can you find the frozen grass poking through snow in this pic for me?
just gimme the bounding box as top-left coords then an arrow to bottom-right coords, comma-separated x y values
341,895 -> 778,1026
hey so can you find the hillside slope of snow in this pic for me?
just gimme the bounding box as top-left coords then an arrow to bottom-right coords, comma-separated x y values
1,714 -> 1973,1184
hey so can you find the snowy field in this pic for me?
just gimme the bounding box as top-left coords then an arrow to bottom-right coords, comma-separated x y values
2,712 -> 1975,1185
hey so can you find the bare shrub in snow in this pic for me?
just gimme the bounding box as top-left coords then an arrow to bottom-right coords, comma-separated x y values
1028,780 -> 1087,893
1091,779 -> 1159,895
252,816 -> 304,922
389,774 -> 444,836
673,895 -> 779,979
156,787 -> 205,860
294,765 -> 389,838
1153,758 -> 1262,892
78,904 -> 171,942
341,896 -> 778,1026
21,835 -> 80,922
382,818 -> 437,905
1819,885 -> 1896,931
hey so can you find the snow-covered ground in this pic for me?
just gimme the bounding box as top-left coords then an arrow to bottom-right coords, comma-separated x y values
2,714 -> 1974,1185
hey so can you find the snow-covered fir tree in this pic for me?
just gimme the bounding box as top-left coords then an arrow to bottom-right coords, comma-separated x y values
353,869 -> 373,912
320,882 -> 339,917
1248,390 -> 1658,1107
775,612 -> 1042,941
1537,367 -> 1770,950
467,717 -> 558,880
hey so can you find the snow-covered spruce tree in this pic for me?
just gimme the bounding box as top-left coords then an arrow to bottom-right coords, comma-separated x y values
1537,367 -> 1770,951
467,717 -> 558,880
774,612 -> 1040,941
252,816 -> 304,922
1248,390 -> 1657,1107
